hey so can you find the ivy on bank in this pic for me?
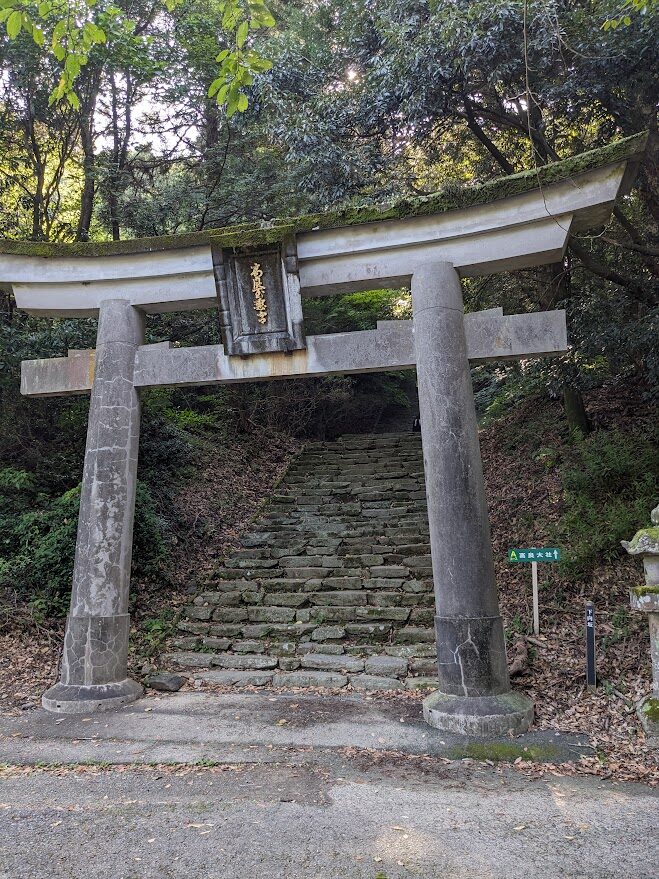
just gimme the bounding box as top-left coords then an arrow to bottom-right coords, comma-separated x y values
0,473 -> 168,608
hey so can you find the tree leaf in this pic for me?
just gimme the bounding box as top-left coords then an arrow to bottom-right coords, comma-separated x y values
236,20 -> 248,48
208,77 -> 222,98
65,55 -> 81,79
6,10 -> 22,38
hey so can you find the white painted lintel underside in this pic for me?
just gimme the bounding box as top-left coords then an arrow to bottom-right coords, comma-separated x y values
5,162 -> 625,316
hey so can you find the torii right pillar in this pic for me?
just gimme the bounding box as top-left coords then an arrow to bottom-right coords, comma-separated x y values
412,262 -> 534,735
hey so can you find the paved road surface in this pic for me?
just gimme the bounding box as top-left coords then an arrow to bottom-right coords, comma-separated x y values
2,758 -> 657,879
1,692 -> 656,878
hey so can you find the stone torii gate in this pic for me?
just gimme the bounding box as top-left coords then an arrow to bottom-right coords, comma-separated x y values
2,134 -> 644,735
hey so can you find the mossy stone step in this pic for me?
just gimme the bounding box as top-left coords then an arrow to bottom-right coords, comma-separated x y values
170,430 -> 436,671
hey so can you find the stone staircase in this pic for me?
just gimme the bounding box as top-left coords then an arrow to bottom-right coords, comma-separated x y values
163,432 -> 440,691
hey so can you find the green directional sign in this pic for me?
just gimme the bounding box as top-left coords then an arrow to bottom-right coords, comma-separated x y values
508,548 -> 561,562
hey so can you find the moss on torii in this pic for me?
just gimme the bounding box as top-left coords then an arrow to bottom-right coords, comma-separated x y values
0,131 -> 648,260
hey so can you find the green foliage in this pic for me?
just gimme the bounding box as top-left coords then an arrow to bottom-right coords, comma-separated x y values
163,407 -> 219,433
208,2 -> 275,118
603,0 -> 657,30
139,389 -> 211,482
553,429 -> 659,580
473,362 -> 544,425
641,697 -> 659,722
1,0 -> 274,113
505,613 -> 527,643
303,288 -> 410,335
0,477 -> 168,613
0,483 -> 82,603
600,604 -> 633,651
139,607 -> 177,653
298,289 -> 414,436
0,467 -> 36,495
532,447 -> 561,470
132,481 -> 170,576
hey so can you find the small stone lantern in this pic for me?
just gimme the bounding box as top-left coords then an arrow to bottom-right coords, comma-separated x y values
622,503 -> 659,738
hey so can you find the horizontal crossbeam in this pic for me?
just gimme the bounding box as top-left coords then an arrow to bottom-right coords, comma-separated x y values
4,161 -> 628,315
21,309 -> 567,397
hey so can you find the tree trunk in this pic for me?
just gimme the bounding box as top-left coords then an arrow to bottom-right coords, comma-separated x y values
563,386 -> 591,436
463,99 -> 516,174
76,67 -> 102,241
109,72 -> 121,241
569,239 -> 655,307
31,164 -> 45,240
78,139 -> 96,242
107,70 -> 134,241
638,118 -> 659,226
205,99 -> 220,151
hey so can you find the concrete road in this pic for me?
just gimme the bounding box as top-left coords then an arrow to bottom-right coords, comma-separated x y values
0,691 -> 590,765
1,692 -> 656,878
1,757 -> 657,879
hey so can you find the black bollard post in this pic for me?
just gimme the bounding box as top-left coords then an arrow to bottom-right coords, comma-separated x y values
585,601 -> 596,691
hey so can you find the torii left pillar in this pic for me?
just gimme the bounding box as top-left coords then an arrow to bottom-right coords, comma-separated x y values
42,299 -> 144,713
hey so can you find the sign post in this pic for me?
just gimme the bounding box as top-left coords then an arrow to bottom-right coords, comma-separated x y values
507,548 -> 561,635
531,561 -> 539,635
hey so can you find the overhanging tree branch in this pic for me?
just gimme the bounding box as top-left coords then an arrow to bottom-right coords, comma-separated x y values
569,239 -> 657,307
462,99 -> 516,174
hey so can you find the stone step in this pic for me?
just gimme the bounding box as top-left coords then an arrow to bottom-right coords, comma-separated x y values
173,623 -> 437,649
170,430 -> 436,675
289,463 -> 404,469
285,464 -> 423,473
255,518 -> 429,530
188,668 -> 421,692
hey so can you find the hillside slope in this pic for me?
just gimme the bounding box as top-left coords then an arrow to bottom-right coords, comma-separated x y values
1,382 -> 656,779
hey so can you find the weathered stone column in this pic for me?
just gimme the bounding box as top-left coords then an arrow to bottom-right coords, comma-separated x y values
42,299 -> 144,713
412,262 -> 533,735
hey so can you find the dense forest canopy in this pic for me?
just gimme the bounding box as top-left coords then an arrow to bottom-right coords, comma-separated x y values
2,1 -> 656,406
0,1 -> 657,611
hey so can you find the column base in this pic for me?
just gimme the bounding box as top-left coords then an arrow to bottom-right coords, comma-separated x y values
42,678 -> 143,714
423,689 -> 534,737
637,694 -> 659,739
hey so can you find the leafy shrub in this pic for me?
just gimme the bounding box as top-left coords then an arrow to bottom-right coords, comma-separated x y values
303,288 -> 409,334
140,391 -> 197,481
132,482 -> 170,578
0,468 -> 36,494
472,361 -> 547,425
553,428 -> 658,579
163,407 -> 219,432
139,608 -> 178,654
0,479 -> 169,614
0,485 -> 80,599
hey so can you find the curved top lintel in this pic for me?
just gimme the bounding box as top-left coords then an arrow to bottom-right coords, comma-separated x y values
2,132 -> 646,315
